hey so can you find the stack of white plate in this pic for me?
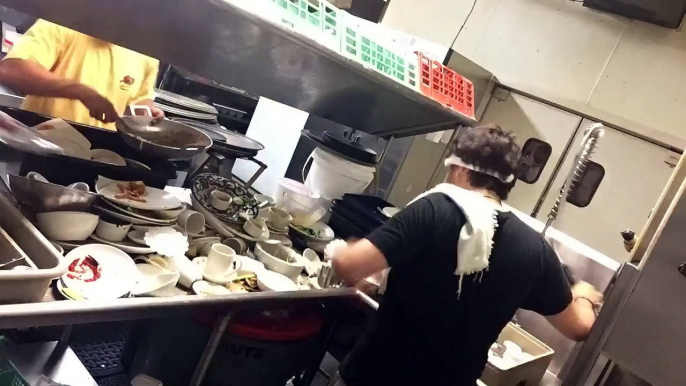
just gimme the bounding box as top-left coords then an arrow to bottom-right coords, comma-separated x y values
94,179 -> 184,226
154,89 -> 218,123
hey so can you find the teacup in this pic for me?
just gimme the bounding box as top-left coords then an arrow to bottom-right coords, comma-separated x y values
210,190 -> 232,211
267,207 -> 292,230
199,239 -> 223,257
204,244 -> 240,281
223,238 -> 247,255
243,218 -> 268,239
177,210 -> 205,235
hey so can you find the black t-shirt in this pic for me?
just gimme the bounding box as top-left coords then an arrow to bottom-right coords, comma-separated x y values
339,193 -> 572,386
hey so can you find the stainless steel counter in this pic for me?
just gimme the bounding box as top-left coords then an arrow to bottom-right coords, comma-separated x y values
1,0 -> 480,138
0,287 -> 357,329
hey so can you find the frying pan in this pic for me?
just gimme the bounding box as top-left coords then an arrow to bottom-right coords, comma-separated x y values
115,106 -> 212,160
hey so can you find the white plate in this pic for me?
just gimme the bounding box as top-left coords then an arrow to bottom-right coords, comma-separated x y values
93,205 -> 162,226
91,149 -> 126,166
89,235 -> 155,254
127,230 -> 148,245
289,222 -> 335,242
61,244 -> 137,300
192,280 -> 232,296
100,183 -> 182,211
101,198 -> 176,225
35,119 -> 91,160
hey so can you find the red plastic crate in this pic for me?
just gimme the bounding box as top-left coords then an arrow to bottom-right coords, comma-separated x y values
418,53 -> 475,118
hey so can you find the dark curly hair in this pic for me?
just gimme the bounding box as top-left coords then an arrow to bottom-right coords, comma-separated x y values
449,124 -> 521,200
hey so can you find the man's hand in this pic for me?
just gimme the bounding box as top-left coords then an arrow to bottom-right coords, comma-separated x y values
546,281 -> 602,342
76,86 -> 119,123
149,105 -> 165,122
572,281 -> 603,305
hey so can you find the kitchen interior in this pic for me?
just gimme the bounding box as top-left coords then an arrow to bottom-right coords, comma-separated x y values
0,0 -> 682,385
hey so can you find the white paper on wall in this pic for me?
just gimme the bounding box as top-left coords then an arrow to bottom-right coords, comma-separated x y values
232,98 -> 310,197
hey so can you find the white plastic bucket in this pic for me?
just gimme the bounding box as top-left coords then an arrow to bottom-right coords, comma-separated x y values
303,148 -> 376,200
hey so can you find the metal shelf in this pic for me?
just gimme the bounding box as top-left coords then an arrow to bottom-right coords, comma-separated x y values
4,0 -> 478,138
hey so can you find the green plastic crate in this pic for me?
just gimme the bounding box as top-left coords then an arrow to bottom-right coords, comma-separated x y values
267,0 -> 342,48
0,360 -> 28,386
341,16 -> 418,90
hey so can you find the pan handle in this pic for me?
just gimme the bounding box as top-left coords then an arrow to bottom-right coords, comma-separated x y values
129,104 -> 153,117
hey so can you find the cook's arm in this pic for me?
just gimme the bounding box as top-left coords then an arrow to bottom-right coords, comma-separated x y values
546,282 -> 601,341
0,59 -> 119,123
0,58 -> 89,100
333,239 -> 389,284
333,197 -> 438,284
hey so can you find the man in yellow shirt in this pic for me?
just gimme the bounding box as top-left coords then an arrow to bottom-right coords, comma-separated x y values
0,19 -> 164,130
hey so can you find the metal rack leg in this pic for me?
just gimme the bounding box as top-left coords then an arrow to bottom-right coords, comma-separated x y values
297,313 -> 339,386
55,325 -> 72,353
189,314 -> 231,386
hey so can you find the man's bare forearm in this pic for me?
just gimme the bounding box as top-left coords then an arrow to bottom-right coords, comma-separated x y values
0,58 -> 88,100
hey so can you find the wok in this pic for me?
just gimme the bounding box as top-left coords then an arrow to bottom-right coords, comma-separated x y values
116,116 -> 213,160
9,174 -> 97,212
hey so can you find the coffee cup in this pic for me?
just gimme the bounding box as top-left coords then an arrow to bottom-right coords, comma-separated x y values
267,207 -> 292,230
177,210 -> 205,235
223,238 -> 247,255
205,244 -> 239,279
210,190 -> 232,211
243,218 -> 268,239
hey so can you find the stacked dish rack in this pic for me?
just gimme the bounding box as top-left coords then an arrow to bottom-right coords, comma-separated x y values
249,0 -> 475,119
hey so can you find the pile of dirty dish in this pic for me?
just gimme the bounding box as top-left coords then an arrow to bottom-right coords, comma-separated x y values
9,171 -> 339,300
187,174 -> 338,294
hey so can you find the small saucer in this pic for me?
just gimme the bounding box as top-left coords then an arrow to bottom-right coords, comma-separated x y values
266,223 -> 289,235
224,224 -> 269,242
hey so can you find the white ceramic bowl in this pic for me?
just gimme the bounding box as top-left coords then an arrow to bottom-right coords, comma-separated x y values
257,270 -> 298,292
36,212 -> 99,241
95,218 -> 132,242
290,221 -> 335,242
254,242 -> 305,281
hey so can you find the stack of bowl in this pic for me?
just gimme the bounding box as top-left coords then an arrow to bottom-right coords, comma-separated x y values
9,174 -> 99,251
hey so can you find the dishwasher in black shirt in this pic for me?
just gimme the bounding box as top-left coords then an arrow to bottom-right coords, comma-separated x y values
338,193 -> 572,386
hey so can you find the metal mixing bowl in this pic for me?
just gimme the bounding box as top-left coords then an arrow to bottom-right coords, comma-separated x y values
8,174 -> 97,212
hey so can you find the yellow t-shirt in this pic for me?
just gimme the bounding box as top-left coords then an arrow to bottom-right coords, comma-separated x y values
5,20 -> 159,130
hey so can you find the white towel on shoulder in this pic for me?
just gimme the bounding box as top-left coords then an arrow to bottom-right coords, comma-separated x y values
409,183 -> 501,296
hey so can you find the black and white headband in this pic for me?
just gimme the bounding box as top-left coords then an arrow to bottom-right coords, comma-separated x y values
444,155 -> 515,183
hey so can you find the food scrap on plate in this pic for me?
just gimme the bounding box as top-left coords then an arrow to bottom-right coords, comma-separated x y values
67,255 -> 101,282
116,181 -> 147,202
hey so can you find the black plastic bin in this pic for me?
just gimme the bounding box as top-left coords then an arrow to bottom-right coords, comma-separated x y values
0,107 -> 177,189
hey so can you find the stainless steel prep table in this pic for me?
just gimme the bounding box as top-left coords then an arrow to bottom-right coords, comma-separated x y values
0,287 -> 359,329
